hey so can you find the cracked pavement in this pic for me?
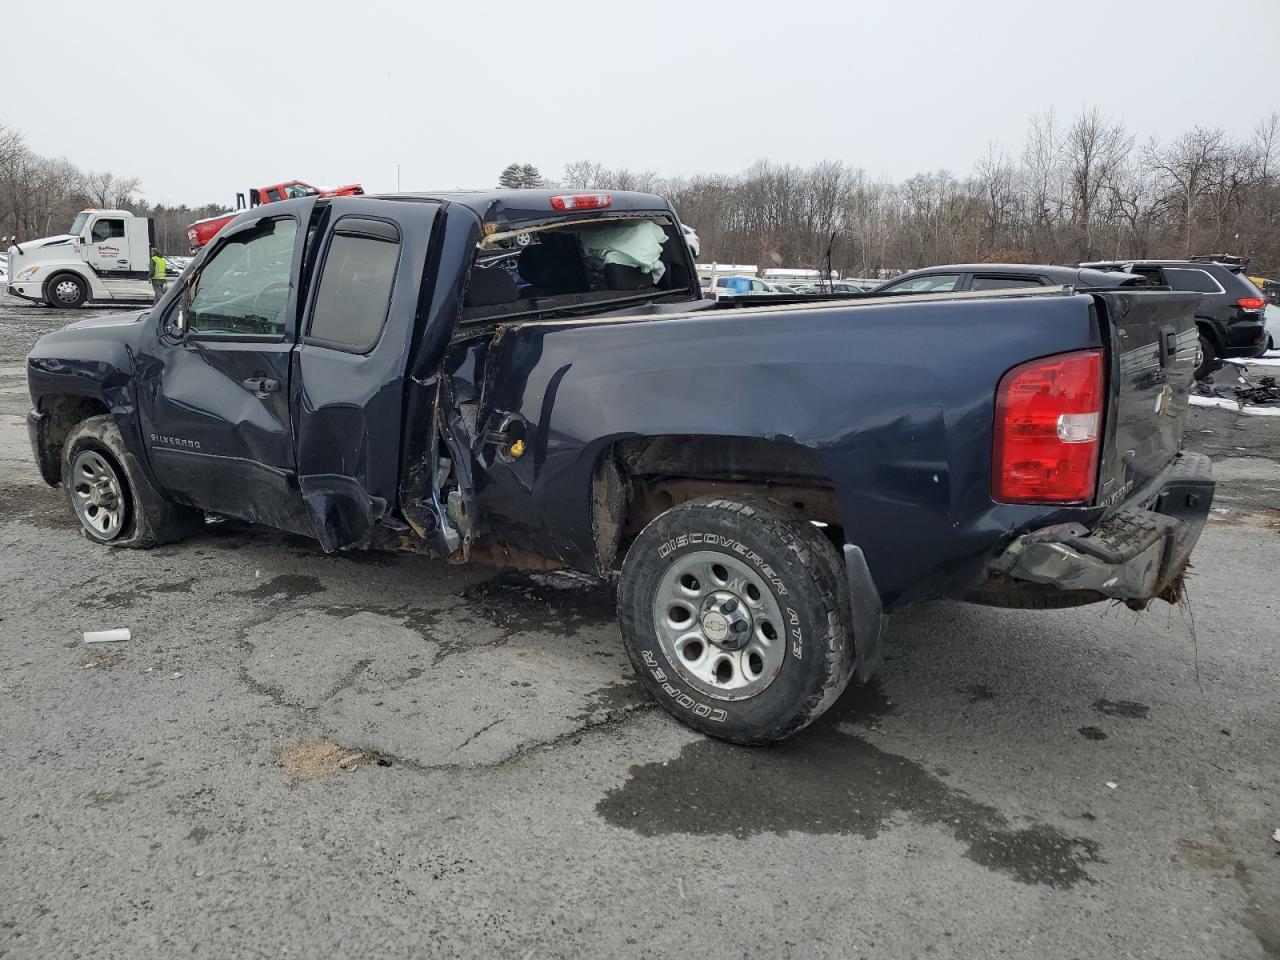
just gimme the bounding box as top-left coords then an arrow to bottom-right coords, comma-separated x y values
1,296 -> 1278,959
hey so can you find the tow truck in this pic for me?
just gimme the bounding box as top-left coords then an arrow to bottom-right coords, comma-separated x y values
185,179 -> 363,251
6,209 -> 158,308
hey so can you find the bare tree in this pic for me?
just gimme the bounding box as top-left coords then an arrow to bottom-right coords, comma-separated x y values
1147,127 -> 1226,256
80,171 -> 140,209
1064,108 -> 1132,259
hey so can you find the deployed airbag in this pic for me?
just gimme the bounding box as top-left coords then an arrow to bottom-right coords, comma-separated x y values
578,220 -> 668,283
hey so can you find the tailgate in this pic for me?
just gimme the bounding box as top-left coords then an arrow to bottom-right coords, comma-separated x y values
1092,290 -> 1200,509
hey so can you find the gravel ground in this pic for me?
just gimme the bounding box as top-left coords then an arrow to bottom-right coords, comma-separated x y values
1,295 -> 1277,960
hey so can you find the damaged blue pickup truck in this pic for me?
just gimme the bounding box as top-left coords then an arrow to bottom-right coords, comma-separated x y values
26,189 -> 1214,743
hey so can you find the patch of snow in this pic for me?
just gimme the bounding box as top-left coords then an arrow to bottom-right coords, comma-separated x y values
1189,395 -> 1240,411
1189,394 -> 1280,416
1222,356 -> 1280,369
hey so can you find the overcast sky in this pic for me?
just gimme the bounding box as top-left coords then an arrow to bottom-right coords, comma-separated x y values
7,0 -> 1279,207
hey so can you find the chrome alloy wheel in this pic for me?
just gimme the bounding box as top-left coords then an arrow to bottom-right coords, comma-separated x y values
651,550 -> 787,701
70,449 -> 126,539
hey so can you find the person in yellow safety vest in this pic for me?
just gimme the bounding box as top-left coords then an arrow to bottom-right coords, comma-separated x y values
150,247 -> 166,300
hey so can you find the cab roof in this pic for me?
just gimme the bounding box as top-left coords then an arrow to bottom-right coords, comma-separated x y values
374,189 -> 674,226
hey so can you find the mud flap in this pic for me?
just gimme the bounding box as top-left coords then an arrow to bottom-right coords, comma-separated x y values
843,544 -> 887,682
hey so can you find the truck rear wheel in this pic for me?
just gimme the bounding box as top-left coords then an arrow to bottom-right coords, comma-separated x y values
1194,333 -> 1216,382
46,273 -> 88,309
617,495 -> 854,744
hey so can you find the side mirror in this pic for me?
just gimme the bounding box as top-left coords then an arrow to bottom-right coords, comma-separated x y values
166,290 -> 189,337
164,303 -> 187,338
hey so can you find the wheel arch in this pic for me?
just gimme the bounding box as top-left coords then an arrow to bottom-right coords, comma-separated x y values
33,394 -> 112,485
1195,317 -> 1224,355
590,433 -> 844,576
42,268 -> 91,306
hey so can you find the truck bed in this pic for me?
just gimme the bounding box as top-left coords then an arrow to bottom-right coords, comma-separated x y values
454,284 -> 1200,607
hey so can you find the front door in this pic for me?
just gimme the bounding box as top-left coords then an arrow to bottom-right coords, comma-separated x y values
136,208 -> 312,530
82,215 -> 131,276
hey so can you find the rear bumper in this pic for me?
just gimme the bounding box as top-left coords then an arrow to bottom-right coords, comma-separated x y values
989,452 -> 1213,604
1220,318 -> 1268,357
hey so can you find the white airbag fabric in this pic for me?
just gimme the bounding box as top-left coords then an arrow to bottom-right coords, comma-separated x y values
578,220 -> 668,283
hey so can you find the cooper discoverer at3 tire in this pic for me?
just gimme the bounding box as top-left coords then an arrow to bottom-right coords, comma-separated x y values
617,495 -> 855,744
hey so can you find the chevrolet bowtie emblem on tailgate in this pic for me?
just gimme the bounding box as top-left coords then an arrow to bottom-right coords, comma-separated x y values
1154,385 -> 1174,416
150,433 -> 201,450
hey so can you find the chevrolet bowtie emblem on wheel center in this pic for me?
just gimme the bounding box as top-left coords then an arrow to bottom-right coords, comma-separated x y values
701,612 -> 730,642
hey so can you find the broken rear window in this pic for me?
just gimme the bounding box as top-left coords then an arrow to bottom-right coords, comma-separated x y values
461,215 -> 694,321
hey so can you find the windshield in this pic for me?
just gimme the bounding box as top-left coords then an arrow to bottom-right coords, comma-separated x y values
283,183 -> 318,199
69,212 -> 90,236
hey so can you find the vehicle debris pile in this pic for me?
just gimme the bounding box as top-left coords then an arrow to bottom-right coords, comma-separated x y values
1235,376 -> 1280,406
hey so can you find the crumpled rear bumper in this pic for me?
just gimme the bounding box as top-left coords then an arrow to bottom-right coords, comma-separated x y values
990,452 -> 1214,604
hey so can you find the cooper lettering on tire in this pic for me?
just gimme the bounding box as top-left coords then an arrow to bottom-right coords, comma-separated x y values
617,495 -> 856,744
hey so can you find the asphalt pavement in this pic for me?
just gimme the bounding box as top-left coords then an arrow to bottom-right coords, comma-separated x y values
1,295 -> 1277,960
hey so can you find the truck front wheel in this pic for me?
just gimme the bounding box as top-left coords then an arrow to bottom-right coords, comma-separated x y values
46,273 -> 88,309
617,495 -> 854,744
61,416 -> 199,548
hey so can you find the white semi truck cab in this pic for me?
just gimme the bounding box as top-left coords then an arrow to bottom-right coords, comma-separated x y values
6,209 -> 157,308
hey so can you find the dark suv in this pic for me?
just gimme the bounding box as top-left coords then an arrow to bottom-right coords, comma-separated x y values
873,263 -> 1144,295
1081,258 -> 1269,379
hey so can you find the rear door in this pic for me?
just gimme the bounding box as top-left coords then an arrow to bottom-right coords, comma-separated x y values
1093,290 -> 1201,510
292,197 -> 443,550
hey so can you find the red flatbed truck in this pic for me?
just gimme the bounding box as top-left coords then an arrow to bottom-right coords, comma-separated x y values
185,179 -> 363,251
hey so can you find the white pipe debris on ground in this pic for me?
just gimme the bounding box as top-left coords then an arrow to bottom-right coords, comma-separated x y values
1222,356 -> 1280,368
83,628 -> 130,644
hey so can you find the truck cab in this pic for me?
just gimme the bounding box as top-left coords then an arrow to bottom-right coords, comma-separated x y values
6,209 -> 156,308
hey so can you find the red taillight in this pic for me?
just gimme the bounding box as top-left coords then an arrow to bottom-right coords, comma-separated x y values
993,349 -> 1104,504
1236,296 -> 1266,312
549,193 -> 611,211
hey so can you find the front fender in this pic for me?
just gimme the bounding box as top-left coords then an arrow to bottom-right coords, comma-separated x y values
27,316 -> 150,486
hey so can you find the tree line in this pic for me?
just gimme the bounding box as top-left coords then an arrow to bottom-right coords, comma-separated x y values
6,108 -> 1279,274
0,123 -> 222,255
552,109 -> 1280,277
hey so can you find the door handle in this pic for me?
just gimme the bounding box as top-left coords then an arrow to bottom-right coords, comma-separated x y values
241,376 -> 280,398
1158,326 -> 1178,368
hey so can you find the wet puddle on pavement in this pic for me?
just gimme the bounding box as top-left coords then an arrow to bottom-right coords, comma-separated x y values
597,682 -> 1102,888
